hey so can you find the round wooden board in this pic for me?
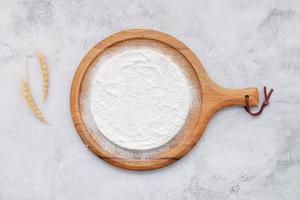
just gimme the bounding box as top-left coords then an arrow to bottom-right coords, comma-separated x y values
70,29 -> 259,171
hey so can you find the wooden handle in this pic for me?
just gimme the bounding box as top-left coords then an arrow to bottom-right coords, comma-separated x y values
215,86 -> 259,107
201,81 -> 259,116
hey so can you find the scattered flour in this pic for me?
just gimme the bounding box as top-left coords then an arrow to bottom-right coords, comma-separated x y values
90,49 -> 191,150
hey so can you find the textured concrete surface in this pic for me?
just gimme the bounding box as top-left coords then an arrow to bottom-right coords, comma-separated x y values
0,0 -> 300,199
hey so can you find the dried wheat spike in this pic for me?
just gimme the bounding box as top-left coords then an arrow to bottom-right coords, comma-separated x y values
22,79 -> 48,124
37,53 -> 49,102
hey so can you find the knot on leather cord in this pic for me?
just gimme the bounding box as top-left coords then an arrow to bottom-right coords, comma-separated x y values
244,86 -> 274,116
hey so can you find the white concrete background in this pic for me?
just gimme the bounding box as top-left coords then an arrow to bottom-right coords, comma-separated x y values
0,0 -> 299,199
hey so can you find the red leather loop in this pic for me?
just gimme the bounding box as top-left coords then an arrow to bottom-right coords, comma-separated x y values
244,86 -> 274,116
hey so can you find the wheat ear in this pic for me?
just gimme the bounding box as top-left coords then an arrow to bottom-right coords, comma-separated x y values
22,70 -> 48,123
37,53 -> 49,102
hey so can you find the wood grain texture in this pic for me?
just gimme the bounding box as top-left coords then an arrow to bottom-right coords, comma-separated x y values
70,29 -> 259,171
